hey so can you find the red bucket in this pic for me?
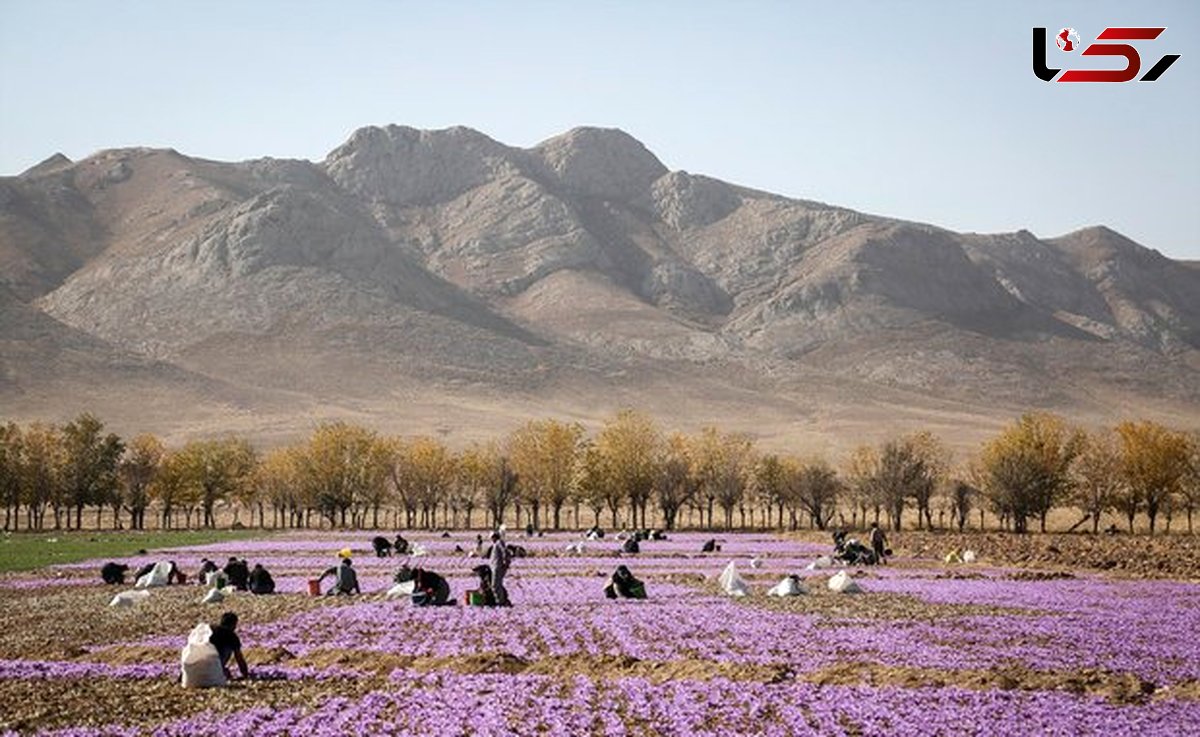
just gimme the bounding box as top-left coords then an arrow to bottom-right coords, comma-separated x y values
307,579 -> 322,597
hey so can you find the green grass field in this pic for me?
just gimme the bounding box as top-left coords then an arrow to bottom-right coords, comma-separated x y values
0,530 -> 268,573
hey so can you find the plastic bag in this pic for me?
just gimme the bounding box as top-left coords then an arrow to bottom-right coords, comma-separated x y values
386,581 -> 416,600
180,623 -> 226,689
409,543 -> 428,557
767,576 -> 806,597
718,561 -> 750,597
828,570 -> 862,594
806,556 -> 834,571
109,589 -> 150,608
201,588 -> 226,604
135,561 -> 173,589
962,550 -> 977,564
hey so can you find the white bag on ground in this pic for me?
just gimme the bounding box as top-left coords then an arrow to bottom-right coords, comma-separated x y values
718,561 -> 750,597
828,570 -> 862,594
564,541 -> 585,555
201,587 -> 226,604
767,576 -> 806,597
409,543 -> 428,557
386,580 -> 416,600
962,550 -> 977,564
136,561 -> 173,588
180,623 -> 226,689
806,556 -> 834,571
109,589 -> 150,608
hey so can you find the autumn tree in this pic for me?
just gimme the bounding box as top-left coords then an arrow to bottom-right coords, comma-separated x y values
595,410 -> 661,529
60,413 -> 124,529
0,423 -> 21,531
690,427 -> 753,530
456,443 -> 504,529
118,434 -> 164,530
790,458 -> 840,530
657,433 -> 698,530
947,479 -> 975,532
1116,421 -> 1191,535
1072,429 -> 1123,533
169,437 -> 257,528
978,414 -> 1082,533
297,424 -> 390,528
843,445 -> 881,528
257,446 -> 303,528
508,419 -> 585,530
574,442 -> 616,528
403,436 -> 457,529
754,454 -> 788,529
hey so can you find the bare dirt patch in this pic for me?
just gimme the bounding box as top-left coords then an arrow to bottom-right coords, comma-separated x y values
0,672 -> 380,733
894,531 -> 1200,580
799,662 -> 1189,705
0,586 -> 351,660
705,581 -> 1034,621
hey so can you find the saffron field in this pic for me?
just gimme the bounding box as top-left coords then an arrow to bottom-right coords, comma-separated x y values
0,531 -> 1198,736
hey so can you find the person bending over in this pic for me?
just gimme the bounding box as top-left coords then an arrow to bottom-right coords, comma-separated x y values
604,565 -> 647,600
209,611 -> 249,681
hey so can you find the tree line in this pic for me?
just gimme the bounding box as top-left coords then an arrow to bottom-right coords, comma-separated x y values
1,411 -> 1196,534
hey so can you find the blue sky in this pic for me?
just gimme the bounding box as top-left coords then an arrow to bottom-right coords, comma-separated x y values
1,1 -> 1196,258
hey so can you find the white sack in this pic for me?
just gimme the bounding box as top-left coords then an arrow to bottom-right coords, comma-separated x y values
767,576 -> 806,597
201,588 -> 226,604
109,589 -> 150,608
135,561 -> 173,589
180,623 -> 226,689
806,556 -> 834,571
828,570 -> 862,594
962,550 -> 977,564
718,561 -> 750,597
386,581 -> 416,600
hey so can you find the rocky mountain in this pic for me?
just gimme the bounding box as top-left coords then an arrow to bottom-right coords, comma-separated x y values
2,125 -> 1197,451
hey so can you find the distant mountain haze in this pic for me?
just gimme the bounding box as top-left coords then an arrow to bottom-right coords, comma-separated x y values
2,125 -> 1197,451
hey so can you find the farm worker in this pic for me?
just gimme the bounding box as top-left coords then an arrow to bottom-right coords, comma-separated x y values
396,565 -> 452,605
223,557 -> 250,591
489,531 -> 511,606
210,611 -> 249,680
621,537 -> 640,554
372,536 -> 393,557
870,522 -> 888,565
248,564 -> 275,595
700,539 -> 719,553
197,558 -> 219,582
320,558 -> 361,596
101,562 -> 129,585
470,564 -> 498,606
473,533 -> 485,556
393,534 -> 410,555
604,565 -> 647,599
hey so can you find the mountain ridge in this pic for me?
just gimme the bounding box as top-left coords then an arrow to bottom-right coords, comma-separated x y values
2,125 -> 1196,451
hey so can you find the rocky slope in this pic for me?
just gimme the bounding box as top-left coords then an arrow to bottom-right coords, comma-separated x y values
2,125 -> 1196,450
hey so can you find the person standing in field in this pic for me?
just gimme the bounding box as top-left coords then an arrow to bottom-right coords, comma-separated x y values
489,530 -> 511,606
870,522 -> 888,564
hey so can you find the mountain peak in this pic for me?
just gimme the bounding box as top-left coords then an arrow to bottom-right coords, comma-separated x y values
323,124 -> 520,206
533,126 -> 666,201
19,153 -> 73,178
